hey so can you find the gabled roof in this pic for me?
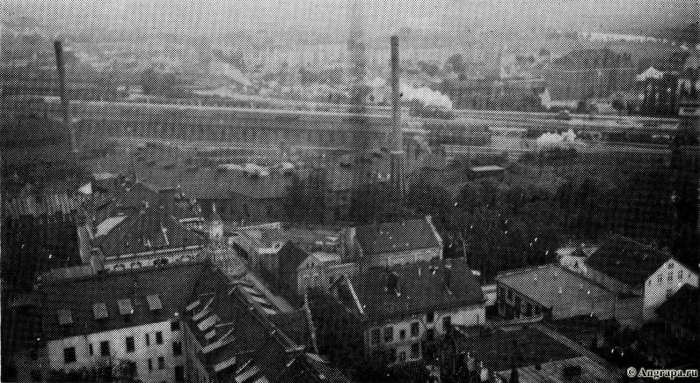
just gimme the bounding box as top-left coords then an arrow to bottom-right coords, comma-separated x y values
41,261 -> 208,341
354,217 -> 441,256
584,235 -> 672,287
348,258 -> 484,321
655,284 -> 699,334
93,207 -> 204,258
184,267 -> 305,382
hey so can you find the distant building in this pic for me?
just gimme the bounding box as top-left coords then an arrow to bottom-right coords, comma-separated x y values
316,259 -> 485,366
544,48 -> 635,101
583,235 -> 699,321
495,264 -> 617,322
87,206 -> 205,272
453,323 -> 620,383
344,216 -> 443,267
2,191 -> 90,293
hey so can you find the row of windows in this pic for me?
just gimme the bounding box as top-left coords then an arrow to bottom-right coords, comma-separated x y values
370,313 -> 449,346
371,343 -> 421,364
651,270 -> 686,286
63,327 -> 180,364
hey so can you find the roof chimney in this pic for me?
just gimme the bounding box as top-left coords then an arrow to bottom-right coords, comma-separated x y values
386,271 -> 399,296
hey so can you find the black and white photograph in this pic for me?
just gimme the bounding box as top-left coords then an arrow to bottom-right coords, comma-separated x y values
1,1 -> 698,382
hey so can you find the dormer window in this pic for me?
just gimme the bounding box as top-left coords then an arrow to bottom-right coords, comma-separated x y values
93,303 -> 108,321
58,309 -> 73,336
147,294 -> 163,317
118,298 -> 134,322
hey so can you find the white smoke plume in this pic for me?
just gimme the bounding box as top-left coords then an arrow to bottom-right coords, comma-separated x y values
400,83 -> 453,110
536,129 -> 578,147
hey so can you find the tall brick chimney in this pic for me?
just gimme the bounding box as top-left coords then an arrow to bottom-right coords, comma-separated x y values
390,36 -> 406,198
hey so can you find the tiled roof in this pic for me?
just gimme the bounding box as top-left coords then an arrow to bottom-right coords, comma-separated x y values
184,268 -> 304,382
349,258 -> 484,321
584,235 -> 671,287
40,261 -> 208,341
655,284 -> 699,333
354,217 -> 441,256
3,193 -> 89,218
93,207 -> 204,258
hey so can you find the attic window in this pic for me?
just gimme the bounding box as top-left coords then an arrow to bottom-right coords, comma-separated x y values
93,303 -> 108,320
117,298 -> 134,316
146,294 -> 163,311
57,309 -> 73,325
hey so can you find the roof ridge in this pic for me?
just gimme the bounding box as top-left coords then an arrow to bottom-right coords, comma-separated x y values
42,259 -> 208,285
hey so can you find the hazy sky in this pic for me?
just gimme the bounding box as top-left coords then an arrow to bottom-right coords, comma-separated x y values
4,0 -> 698,38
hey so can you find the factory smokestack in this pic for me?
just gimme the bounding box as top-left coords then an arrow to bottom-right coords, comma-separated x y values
390,36 -> 406,198
54,40 -> 77,155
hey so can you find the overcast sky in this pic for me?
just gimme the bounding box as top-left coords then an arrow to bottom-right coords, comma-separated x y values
4,0 -> 698,38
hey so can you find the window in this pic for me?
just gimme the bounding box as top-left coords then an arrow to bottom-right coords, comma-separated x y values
678,270 -> 683,280
442,316 -> 452,331
125,336 -> 135,353
668,272 -> 673,282
175,366 -> 185,382
156,331 -> 163,344
669,262 -> 674,269
148,359 -> 153,372
535,305 -> 541,315
384,327 -> 394,343
399,329 -> 406,340
426,311 -> 434,323
658,274 -> 662,284
388,348 -> 397,363
171,321 -> 180,331
398,351 -> 407,362
371,329 -> 380,345
63,347 -> 76,364
410,322 -> 419,337
145,334 -> 150,346
411,343 -> 420,359
526,303 -> 533,317
158,356 -> 165,370
173,341 -> 182,356
100,341 -> 110,357
89,344 -> 94,356
648,280 -> 651,286
507,289 -> 513,300
666,288 -> 672,298
426,328 -> 435,341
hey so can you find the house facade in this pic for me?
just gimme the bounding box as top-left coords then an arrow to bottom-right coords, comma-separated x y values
325,259 -> 486,366
583,235 -> 699,322
33,262 -> 208,383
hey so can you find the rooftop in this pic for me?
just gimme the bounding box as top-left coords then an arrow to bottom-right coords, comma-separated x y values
346,258 -> 484,321
93,206 -> 205,259
41,261 -> 208,341
354,216 -> 441,256
584,235 -> 672,287
495,264 -> 613,308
